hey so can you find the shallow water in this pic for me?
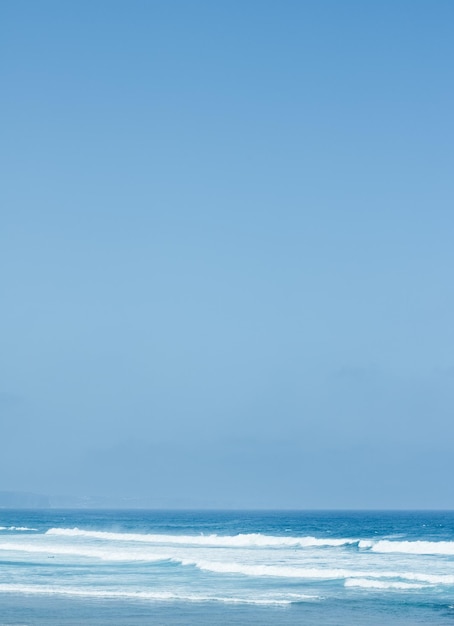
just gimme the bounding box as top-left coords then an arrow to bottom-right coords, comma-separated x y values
1,510 -> 453,624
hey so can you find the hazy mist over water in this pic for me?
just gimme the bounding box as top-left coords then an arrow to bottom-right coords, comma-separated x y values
1,0 -> 454,509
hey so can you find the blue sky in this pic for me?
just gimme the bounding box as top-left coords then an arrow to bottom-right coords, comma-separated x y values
1,0 -> 454,507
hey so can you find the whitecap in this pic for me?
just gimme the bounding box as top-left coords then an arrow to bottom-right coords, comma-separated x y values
45,527 -> 358,549
345,578 -> 425,590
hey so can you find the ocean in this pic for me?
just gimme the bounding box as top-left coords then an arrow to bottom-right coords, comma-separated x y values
0,509 -> 453,625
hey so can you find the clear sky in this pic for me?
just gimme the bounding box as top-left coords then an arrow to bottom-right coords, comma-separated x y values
1,0 -> 453,508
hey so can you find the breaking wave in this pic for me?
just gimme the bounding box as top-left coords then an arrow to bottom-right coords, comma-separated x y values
0,542 -> 169,562
0,583 -> 317,605
45,528 -> 358,548
0,526 -> 37,532
364,540 -> 454,556
2,541 -> 454,585
345,579 -> 426,590
180,560 -> 454,585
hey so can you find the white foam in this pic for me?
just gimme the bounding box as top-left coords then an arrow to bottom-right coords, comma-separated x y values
0,542 -> 168,562
0,583 -> 316,605
45,527 -> 357,548
184,560 -> 367,579
345,579 -> 425,590
184,560 -> 454,585
358,540 -> 374,549
0,527 -> 37,531
368,540 -> 454,556
389,572 -> 454,585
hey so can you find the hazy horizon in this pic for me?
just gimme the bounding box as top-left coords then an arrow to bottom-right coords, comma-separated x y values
2,0 -> 454,509
2,490 -> 454,511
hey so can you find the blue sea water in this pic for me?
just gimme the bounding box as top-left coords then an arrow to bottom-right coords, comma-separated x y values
1,510 -> 454,625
